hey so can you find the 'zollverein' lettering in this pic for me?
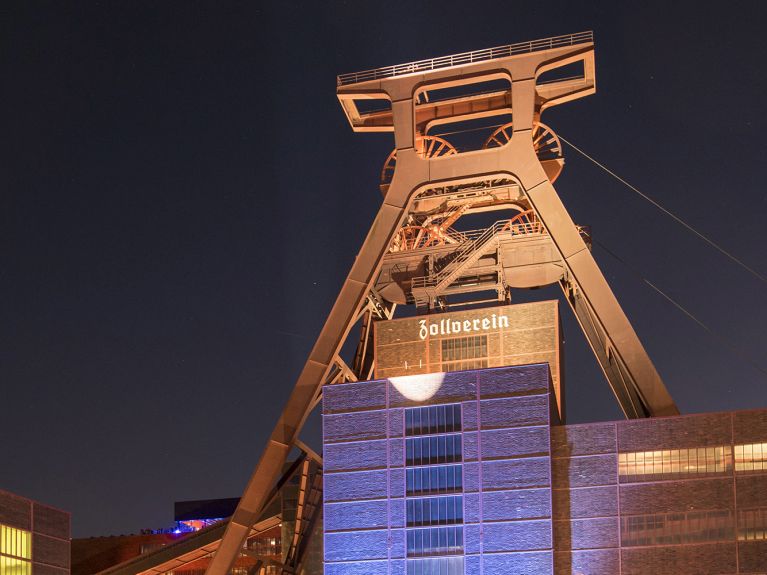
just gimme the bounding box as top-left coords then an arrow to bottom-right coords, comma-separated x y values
418,314 -> 509,341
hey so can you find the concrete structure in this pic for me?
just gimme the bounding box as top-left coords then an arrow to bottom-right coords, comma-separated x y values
323,357 -> 767,574
0,488 -> 70,575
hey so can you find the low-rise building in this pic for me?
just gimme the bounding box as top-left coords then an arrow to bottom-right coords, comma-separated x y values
0,488 -> 70,575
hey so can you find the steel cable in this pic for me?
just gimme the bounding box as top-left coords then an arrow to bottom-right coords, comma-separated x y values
594,239 -> 767,379
560,135 -> 767,286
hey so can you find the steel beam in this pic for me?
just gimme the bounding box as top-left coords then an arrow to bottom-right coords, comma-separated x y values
206,35 -> 678,575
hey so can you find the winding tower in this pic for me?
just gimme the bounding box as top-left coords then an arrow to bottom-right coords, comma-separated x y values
206,31 -> 679,575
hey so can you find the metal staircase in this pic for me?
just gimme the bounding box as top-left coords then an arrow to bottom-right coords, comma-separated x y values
281,462 -> 323,575
411,220 -> 518,308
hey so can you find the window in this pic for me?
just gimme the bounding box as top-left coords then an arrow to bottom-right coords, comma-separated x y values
404,406 -> 464,569
0,556 -> 32,575
406,526 -> 464,557
441,336 -> 488,372
738,507 -> 767,541
734,442 -> 767,472
618,446 -> 732,479
406,435 -> 462,466
621,509 -> 734,547
407,465 -> 463,496
441,335 -> 487,361
247,535 -> 281,556
0,525 -> 31,561
407,556 -> 465,575
407,496 -> 463,527
406,405 -> 462,436
0,525 -> 31,575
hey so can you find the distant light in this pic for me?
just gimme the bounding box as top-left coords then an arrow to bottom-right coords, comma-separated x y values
389,373 -> 445,401
173,529 -> 181,534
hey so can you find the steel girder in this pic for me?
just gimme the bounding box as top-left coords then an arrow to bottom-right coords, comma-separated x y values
205,36 -> 678,575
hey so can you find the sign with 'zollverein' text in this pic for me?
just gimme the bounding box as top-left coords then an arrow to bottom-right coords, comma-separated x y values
374,301 -> 563,419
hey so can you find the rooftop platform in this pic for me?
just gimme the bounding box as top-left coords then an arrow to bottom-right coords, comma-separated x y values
337,31 -> 593,86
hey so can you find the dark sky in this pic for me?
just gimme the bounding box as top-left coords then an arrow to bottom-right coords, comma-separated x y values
2,1 -> 766,538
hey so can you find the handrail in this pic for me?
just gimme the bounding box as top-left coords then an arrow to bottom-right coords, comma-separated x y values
391,220 -> 543,253
337,31 -> 593,86
419,224 -> 498,290
411,219 -> 545,289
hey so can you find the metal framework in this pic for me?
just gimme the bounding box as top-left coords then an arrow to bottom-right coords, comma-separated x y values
198,31 -> 679,575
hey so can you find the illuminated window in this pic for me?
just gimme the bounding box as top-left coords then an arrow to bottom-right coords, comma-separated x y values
441,336 -> 488,372
738,507 -> 767,540
734,442 -> 767,472
0,525 -> 31,575
0,556 -> 32,575
407,495 -> 463,527
618,446 -> 732,479
406,405 -> 462,436
407,464 -> 463,496
621,509 -> 734,546
247,535 -> 281,556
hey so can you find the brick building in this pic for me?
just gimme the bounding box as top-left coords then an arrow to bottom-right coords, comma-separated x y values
0,488 -> 70,575
322,302 -> 767,575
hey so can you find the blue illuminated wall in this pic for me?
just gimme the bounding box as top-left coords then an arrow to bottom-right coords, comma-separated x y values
323,363 -> 555,575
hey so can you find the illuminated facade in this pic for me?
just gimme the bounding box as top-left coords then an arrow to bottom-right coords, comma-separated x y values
0,488 -> 70,575
323,305 -> 767,575
323,362 -> 558,574
375,301 -> 563,419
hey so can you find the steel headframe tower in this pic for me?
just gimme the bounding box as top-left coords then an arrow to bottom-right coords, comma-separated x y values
206,32 -> 679,575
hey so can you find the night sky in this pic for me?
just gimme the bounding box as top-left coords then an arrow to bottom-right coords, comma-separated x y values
2,1 -> 766,538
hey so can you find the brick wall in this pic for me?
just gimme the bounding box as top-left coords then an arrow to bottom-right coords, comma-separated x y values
0,489 -> 70,574
323,361 -> 767,575
324,364 -> 555,575
552,409 -> 767,575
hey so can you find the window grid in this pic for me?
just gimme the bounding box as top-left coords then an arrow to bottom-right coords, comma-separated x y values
442,359 -> 489,373
406,435 -> 462,467
0,525 -> 31,560
406,526 -> 464,557
734,442 -> 767,472
407,465 -> 463,496
618,446 -> 732,479
441,336 -> 488,373
407,495 -> 464,527
0,556 -> 32,575
441,336 -> 487,361
406,556 -> 465,575
404,404 -> 464,567
406,405 -> 462,437
621,509 -> 734,547
247,535 -> 281,556
738,507 -> 767,541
